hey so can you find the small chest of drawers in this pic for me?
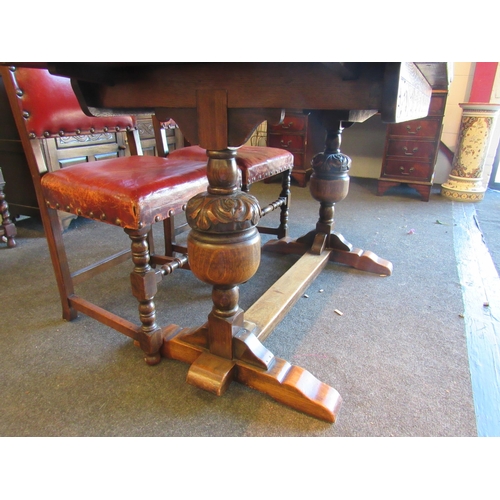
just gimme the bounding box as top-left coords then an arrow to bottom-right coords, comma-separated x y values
377,91 -> 447,201
267,111 -> 325,187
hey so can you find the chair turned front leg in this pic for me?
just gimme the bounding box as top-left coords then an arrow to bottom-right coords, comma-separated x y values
277,169 -> 291,239
0,169 -> 17,248
126,226 -> 163,365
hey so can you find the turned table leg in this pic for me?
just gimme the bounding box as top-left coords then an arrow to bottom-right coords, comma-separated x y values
263,119 -> 393,276
183,148 -> 262,393
159,148 -> 342,422
154,90 -> 342,422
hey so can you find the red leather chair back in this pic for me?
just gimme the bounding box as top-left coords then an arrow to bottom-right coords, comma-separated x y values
5,66 -> 135,139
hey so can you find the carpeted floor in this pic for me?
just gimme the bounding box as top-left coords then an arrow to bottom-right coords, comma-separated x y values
2,177 -> 487,438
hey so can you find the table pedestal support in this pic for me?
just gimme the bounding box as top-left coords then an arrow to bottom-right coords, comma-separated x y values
161,320 -> 342,423
158,147 -> 342,422
263,121 -> 393,276
157,113 -> 391,422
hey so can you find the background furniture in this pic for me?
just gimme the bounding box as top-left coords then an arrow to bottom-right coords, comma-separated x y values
0,167 -> 16,247
267,111 -> 325,187
136,116 -> 183,157
377,90 -> 448,201
0,76 -> 183,224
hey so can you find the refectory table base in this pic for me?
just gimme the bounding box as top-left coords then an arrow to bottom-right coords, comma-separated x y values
154,231 -> 391,423
160,249 -> 345,423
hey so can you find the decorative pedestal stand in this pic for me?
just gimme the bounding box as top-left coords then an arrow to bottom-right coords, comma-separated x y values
441,103 -> 500,202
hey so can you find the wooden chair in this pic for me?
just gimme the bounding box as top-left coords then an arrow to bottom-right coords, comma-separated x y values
1,66 -> 294,365
152,116 -> 294,256
1,65 -> 210,365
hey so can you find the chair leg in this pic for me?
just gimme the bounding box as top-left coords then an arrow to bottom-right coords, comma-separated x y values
146,228 -> 156,267
44,206 -> 78,321
163,215 -> 175,257
277,169 -> 291,240
125,226 -> 163,365
163,213 -> 189,256
243,169 -> 291,240
0,168 -> 17,248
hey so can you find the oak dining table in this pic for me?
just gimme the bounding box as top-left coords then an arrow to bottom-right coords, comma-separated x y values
19,62 -> 450,422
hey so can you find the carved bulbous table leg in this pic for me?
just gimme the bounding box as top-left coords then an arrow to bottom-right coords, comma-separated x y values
183,149 -> 264,393
160,148 -> 342,421
297,127 -> 352,254
264,121 -> 393,276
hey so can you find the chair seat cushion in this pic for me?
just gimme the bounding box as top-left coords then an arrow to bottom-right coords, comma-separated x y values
41,156 -> 208,229
168,146 -> 294,185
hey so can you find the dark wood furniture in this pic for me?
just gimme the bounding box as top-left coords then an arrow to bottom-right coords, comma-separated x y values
0,76 -> 181,224
1,66 -> 294,367
377,90 -> 448,201
0,167 -> 16,247
267,110 -> 325,186
7,62 -> 449,423
1,66 -> 212,366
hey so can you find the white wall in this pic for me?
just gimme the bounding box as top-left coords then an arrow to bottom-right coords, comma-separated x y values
342,62 -> 500,187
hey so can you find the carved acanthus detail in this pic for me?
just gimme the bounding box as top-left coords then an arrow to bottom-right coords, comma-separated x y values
186,192 -> 261,233
311,151 -> 351,175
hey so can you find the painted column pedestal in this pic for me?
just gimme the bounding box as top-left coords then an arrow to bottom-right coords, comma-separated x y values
441,103 -> 500,202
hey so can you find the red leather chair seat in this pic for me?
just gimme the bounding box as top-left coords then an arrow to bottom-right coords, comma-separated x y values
41,156 -> 208,230
168,145 -> 294,185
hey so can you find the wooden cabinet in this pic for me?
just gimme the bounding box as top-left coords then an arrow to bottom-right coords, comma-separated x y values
377,91 -> 447,201
267,111 -> 325,187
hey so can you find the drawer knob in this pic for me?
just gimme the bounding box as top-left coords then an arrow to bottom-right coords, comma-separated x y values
405,125 -> 421,135
280,140 -> 293,148
399,166 -> 415,175
403,146 -> 419,156
281,122 -> 294,129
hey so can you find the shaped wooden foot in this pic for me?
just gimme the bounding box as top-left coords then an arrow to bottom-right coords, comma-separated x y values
237,357 -> 342,423
161,324 -> 342,423
263,231 -> 393,276
187,351 -> 236,396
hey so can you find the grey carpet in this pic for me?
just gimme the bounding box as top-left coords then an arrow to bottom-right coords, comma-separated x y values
0,178 -> 477,436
